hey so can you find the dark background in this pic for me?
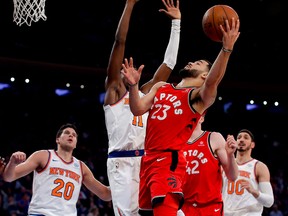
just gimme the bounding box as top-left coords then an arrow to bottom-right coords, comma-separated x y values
0,0 -> 287,215
0,0 -> 287,199
0,0 -> 286,84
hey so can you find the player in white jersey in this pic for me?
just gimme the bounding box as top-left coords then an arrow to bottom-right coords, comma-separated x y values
28,150 -> 83,215
222,129 -> 274,216
104,0 -> 181,215
3,123 -> 111,216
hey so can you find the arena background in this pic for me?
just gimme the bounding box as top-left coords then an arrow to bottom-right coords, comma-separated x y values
0,0 -> 287,215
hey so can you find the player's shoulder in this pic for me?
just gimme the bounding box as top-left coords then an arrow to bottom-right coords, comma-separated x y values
209,131 -> 225,142
78,160 -> 92,177
156,81 -> 168,88
208,131 -> 226,152
28,150 -> 50,168
255,159 -> 269,170
255,159 -> 271,178
150,81 -> 168,92
32,149 -> 49,156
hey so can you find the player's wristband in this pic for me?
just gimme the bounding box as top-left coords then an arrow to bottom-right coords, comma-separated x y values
222,47 -> 233,53
128,83 -> 138,87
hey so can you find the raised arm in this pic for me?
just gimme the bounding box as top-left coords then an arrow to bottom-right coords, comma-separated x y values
3,150 -> 46,182
198,18 -> 240,111
141,0 -> 181,93
222,134 -> 238,181
212,133 -> 238,181
121,57 -> 164,116
104,0 -> 138,105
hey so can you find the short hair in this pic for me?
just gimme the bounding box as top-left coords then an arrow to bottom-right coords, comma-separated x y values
203,59 -> 212,71
238,129 -> 255,141
56,123 -> 78,138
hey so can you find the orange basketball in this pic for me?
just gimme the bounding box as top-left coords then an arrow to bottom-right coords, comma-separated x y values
202,5 -> 239,42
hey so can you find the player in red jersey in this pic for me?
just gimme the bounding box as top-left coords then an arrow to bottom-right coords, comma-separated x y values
121,14 -> 240,216
0,156 -> 6,176
104,0 -> 181,214
178,115 -> 238,216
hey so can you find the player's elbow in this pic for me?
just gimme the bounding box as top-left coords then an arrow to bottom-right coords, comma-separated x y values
130,106 -> 147,116
131,110 -> 144,116
224,167 -> 238,182
227,174 -> 237,182
266,197 -> 274,208
229,174 -> 238,182
231,169 -> 239,182
261,194 -> 274,208
3,175 -> 14,182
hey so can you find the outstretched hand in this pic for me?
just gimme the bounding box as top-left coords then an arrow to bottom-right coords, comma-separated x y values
159,0 -> 181,20
121,57 -> 144,86
220,17 -> 240,50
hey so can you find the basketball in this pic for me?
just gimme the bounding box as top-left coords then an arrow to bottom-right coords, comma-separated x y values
202,5 -> 239,42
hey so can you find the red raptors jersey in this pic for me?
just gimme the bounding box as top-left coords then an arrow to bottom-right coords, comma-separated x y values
145,84 -> 201,151
182,131 -> 223,205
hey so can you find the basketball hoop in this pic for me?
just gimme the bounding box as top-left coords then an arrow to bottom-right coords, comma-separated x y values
13,0 -> 47,26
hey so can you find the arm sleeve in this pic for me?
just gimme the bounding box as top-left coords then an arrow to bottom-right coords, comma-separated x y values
163,19 -> 181,70
256,182 -> 274,208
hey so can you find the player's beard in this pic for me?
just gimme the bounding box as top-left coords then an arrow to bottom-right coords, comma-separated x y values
237,147 -> 245,152
237,143 -> 252,152
178,68 -> 199,78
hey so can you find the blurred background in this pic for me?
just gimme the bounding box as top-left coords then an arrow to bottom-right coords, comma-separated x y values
0,0 -> 287,215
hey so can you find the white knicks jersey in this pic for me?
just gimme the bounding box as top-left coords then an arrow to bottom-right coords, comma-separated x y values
222,159 -> 263,216
104,91 -> 148,154
28,150 -> 83,216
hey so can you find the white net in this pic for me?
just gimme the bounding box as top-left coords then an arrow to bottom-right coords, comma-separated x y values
13,0 -> 47,26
